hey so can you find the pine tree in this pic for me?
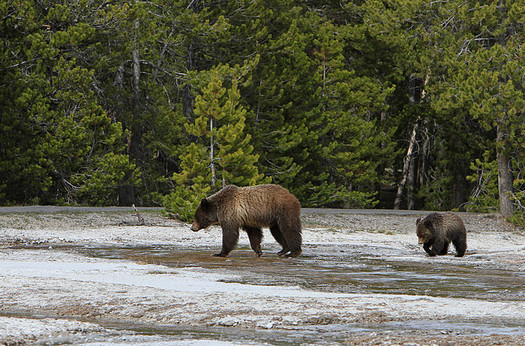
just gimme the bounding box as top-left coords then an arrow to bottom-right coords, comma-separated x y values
430,0 -> 525,216
0,0 -> 138,205
163,64 -> 268,221
241,3 -> 396,207
85,0 -> 188,205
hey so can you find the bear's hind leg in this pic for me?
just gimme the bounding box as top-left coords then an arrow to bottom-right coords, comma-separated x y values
215,224 -> 240,257
453,238 -> 467,257
245,226 -> 263,257
270,225 -> 289,256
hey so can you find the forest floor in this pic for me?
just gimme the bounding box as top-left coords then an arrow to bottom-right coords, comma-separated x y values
0,208 -> 524,345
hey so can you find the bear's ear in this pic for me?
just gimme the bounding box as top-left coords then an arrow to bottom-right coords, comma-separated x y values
416,217 -> 421,226
200,198 -> 210,211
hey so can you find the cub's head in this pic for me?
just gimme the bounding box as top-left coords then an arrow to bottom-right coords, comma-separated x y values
416,217 -> 433,244
190,198 -> 219,232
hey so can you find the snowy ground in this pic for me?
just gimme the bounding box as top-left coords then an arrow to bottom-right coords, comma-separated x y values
0,208 -> 524,345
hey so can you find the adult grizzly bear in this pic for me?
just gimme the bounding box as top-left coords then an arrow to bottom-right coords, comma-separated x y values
416,212 -> 467,257
190,184 -> 302,258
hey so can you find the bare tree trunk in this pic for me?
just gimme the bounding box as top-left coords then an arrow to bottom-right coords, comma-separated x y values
119,19 -> 141,205
182,40 -> 195,122
394,121 -> 418,209
394,74 -> 430,210
182,0 -> 199,122
210,118 -> 216,187
497,125 -> 514,217
417,126 -> 430,188
407,155 -> 416,210
452,158 -> 467,209
132,20 -> 141,111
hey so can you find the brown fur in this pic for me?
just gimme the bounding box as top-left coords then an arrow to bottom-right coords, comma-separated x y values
416,212 -> 467,257
190,184 -> 302,257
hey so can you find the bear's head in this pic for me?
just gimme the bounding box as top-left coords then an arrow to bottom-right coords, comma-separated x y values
190,198 -> 219,232
416,217 -> 433,244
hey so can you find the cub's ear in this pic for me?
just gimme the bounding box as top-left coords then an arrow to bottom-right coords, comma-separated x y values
416,217 -> 421,226
200,198 -> 210,211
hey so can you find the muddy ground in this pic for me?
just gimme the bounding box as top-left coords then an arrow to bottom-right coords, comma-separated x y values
0,208 -> 524,345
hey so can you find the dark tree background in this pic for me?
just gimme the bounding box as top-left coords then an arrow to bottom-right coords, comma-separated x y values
2,1 -> 525,222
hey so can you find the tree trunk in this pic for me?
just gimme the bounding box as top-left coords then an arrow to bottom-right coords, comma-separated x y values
452,160 -> 467,209
497,125 -> 514,217
182,39 -> 196,122
119,19 -> 142,205
394,120 -> 418,209
210,118 -> 216,187
394,74 -> 429,210
132,20 -> 141,112
407,155 -> 416,210
182,0 -> 200,120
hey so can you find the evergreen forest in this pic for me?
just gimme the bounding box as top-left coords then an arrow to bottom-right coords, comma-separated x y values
2,0 -> 525,222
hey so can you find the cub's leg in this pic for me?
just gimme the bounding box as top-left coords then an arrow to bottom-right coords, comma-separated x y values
427,238 -> 444,257
423,242 -> 433,255
453,237 -> 467,257
438,241 -> 450,255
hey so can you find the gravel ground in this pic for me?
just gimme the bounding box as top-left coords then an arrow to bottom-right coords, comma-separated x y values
0,208 -> 524,345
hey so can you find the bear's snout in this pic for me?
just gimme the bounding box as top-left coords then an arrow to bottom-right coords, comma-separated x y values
418,237 -> 425,244
190,221 -> 200,232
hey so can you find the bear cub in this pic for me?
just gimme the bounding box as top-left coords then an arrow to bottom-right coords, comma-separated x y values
416,212 -> 467,257
190,184 -> 302,257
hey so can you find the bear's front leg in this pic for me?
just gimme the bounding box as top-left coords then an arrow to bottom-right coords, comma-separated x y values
438,242 -> 450,255
427,238 -> 445,256
423,242 -> 432,255
214,224 -> 239,257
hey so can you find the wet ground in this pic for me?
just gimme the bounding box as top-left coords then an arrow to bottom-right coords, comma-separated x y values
0,208 -> 524,345
76,243 -> 525,302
